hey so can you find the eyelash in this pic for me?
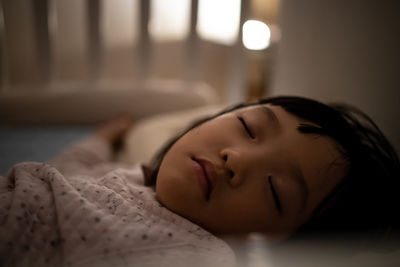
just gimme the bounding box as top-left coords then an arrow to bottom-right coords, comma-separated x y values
268,176 -> 282,214
237,116 -> 255,139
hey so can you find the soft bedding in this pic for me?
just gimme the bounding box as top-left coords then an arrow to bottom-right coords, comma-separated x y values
0,136 -> 235,267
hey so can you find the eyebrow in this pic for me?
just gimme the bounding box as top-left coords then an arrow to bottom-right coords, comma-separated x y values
259,106 -> 280,127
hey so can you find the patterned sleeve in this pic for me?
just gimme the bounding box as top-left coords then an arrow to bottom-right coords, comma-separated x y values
48,136 -> 112,176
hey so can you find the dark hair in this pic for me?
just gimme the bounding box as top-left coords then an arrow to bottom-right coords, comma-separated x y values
147,96 -> 400,246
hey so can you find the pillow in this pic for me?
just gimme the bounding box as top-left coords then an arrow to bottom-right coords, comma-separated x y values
118,105 -> 224,165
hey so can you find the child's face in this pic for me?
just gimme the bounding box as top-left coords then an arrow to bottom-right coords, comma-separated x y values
156,104 -> 348,239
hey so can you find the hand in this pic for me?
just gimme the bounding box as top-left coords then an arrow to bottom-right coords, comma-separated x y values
95,114 -> 134,145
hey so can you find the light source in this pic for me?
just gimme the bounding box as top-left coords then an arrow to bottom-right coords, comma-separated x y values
241,19 -> 272,100
242,20 -> 271,50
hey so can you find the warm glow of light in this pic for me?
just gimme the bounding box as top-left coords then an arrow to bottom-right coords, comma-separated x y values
149,0 -> 191,41
242,20 -> 271,50
197,0 -> 241,45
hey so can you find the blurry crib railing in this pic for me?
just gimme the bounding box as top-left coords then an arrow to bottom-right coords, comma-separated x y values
0,0 -> 250,124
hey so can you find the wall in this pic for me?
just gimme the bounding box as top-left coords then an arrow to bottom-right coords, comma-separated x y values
271,0 -> 400,153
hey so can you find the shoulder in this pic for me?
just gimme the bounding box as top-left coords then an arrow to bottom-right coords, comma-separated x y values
6,161 -> 61,181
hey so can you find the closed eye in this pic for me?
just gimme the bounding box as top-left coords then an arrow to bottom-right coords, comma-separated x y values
237,116 -> 255,139
268,176 -> 282,214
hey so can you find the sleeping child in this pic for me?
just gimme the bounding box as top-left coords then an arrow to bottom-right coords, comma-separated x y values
1,96 -> 399,266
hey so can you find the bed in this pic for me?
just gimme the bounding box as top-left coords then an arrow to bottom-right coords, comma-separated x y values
0,0 -> 235,174
1,1 -> 399,266
0,0 -> 247,171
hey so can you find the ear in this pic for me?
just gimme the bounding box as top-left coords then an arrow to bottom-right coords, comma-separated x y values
141,164 -> 156,186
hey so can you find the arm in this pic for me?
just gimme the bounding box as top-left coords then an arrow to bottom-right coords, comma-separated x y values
49,115 -> 134,176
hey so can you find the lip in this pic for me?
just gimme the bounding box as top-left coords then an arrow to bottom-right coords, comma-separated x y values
192,157 -> 216,200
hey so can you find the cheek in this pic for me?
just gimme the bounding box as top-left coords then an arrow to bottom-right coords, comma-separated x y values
156,152 -> 184,200
275,177 -> 303,214
155,135 -> 193,189
155,149 -> 203,215
209,182 -> 272,229
155,167 -> 190,215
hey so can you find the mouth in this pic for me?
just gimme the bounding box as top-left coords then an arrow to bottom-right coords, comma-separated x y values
192,157 -> 216,200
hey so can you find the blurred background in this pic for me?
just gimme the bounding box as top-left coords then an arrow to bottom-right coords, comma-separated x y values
1,1 -> 400,265
0,0 -> 280,102
1,0 -> 399,167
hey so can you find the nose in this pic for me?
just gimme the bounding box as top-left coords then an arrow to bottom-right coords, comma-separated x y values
220,148 -> 250,186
